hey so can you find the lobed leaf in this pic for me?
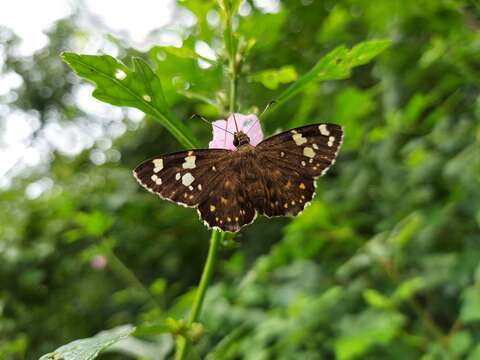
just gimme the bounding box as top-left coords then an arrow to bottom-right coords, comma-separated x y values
62,53 -> 198,148
40,325 -> 135,360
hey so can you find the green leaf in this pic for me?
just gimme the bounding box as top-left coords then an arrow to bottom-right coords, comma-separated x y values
40,325 -> 135,360
61,53 -> 198,148
460,286 -> 480,323
392,277 -> 425,303
363,289 -> 392,309
164,46 -> 216,64
273,39 -> 391,110
249,66 -> 298,90
335,310 -> 404,360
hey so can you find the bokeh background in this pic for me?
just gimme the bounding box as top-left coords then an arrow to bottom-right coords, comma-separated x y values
1,0 -> 480,359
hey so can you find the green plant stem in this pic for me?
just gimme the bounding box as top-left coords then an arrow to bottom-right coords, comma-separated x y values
175,230 -> 222,360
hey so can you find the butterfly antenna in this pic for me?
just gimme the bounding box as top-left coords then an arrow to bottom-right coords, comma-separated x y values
189,114 -> 235,135
232,112 -> 240,133
245,100 -> 276,135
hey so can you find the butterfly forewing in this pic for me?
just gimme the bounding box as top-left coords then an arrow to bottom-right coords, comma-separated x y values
133,149 -> 230,207
254,123 -> 343,217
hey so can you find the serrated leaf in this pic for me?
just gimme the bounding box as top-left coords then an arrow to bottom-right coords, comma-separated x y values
273,39 -> 391,109
249,66 -> 298,90
61,53 -> 198,148
40,325 -> 135,360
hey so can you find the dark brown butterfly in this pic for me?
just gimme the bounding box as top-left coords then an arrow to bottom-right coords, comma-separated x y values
133,123 -> 343,232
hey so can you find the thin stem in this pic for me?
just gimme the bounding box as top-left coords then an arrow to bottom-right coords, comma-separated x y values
175,230 -> 223,360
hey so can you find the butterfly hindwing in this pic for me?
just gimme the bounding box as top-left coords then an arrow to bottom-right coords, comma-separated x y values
133,149 -> 230,207
196,163 -> 256,232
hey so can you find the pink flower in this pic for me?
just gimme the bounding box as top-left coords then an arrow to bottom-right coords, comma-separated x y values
208,113 -> 264,150
90,255 -> 108,270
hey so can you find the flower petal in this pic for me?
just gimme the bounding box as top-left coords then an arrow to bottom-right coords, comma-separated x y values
208,113 -> 264,149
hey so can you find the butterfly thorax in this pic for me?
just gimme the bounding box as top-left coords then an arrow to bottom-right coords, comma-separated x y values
233,131 -> 251,149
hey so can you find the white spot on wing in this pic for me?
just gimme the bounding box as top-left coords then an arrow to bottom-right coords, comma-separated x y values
152,159 -> 163,173
328,136 -> 335,147
292,133 -> 307,146
303,147 -> 315,158
182,155 -> 196,169
182,172 -> 195,186
319,124 -> 330,136
175,173 -> 181,180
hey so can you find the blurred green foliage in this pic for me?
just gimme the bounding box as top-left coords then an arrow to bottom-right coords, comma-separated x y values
1,0 -> 480,359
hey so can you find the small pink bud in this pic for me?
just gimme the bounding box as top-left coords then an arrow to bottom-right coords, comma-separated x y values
209,113 -> 264,150
90,255 -> 107,270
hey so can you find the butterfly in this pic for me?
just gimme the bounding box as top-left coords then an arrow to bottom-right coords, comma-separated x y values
133,123 -> 343,232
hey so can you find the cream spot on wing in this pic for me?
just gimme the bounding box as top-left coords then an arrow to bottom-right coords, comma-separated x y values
284,203 -> 289,208
292,133 -> 307,146
197,184 -> 202,190
312,143 -> 319,150
280,151 -> 285,157
143,94 -> 151,102
184,193 -> 188,198
221,197 -> 228,204
309,158 -> 314,163
152,159 -> 164,173
188,151 -> 193,156
188,185 -> 193,191
291,200 -> 296,205
210,205 -> 216,212
151,174 -> 162,185
115,69 -> 127,80
175,173 -> 181,180
319,124 -> 330,136
299,183 -> 306,189
303,147 -> 315,158
290,129 -> 298,134
235,216 -> 239,221
215,217 -> 219,221
212,166 -> 217,171
328,136 -> 335,147
182,155 -> 196,169
227,217 -> 231,222
181,172 -> 195,186
301,161 -> 306,166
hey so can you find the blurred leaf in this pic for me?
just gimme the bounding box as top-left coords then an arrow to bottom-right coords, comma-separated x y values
392,277 -> 425,303
363,289 -> 392,309
40,325 -> 135,360
451,331 -> 472,356
273,39 -> 391,110
460,286 -> 480,323
61,53 -> 198,148
335,310 -> 405,360
164,46 -> 216,64
75,211 -> 114,237
248,66 -> 298,90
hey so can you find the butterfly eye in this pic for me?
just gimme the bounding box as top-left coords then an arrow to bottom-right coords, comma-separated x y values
233,135 -> 239,147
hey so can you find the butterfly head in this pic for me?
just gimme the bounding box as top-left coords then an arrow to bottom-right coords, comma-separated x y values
233,131 -> 251,148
